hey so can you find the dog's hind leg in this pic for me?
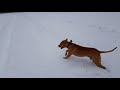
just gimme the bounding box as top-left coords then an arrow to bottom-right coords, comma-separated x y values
92,56 -> 106,69
98,56 -> 106,69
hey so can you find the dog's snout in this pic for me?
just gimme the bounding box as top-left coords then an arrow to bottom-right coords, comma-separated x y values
58,45 -> 60,47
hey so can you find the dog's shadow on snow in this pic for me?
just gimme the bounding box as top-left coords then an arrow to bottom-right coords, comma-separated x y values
64,56 -> 97,69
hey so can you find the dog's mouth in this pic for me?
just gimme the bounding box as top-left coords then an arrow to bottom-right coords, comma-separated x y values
61,47 -> 63,49
58,45 -> 63,49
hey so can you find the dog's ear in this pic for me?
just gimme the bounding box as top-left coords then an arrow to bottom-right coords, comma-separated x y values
65,38 -> 68,41
70,40 -> 72,43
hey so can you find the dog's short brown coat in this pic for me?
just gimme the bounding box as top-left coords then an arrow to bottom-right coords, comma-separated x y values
58,39 -> 117,69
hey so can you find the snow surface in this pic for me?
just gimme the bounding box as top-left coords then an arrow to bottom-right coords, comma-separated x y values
0,12 -> 120,78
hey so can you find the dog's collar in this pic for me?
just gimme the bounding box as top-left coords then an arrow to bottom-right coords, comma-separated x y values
67,42 -> 72,48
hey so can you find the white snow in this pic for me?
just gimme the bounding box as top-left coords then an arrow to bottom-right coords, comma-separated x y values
0,12 -> 120,78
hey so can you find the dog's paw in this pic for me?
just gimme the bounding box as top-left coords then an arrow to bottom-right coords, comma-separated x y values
63,57 -> 68,59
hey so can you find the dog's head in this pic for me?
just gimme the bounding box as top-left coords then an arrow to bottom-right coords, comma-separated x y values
58,39 -> 72,49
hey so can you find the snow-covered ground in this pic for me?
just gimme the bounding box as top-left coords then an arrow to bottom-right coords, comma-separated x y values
0,12 -> 120,78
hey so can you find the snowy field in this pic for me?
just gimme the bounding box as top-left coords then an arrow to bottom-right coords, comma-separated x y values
0,12 -> 120,78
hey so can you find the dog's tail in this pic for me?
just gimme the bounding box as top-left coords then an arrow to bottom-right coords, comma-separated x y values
100,47 -> 117,53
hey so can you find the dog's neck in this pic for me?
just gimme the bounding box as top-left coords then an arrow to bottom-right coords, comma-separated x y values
66,42 -> 72,48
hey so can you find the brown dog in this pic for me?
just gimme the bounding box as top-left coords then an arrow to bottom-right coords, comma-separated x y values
58,39 -> 117,69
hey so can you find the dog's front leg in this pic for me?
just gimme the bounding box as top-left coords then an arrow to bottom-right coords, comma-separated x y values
64,49 -> 75,59
63,53 -> 72,59
65,50 -> 68,56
